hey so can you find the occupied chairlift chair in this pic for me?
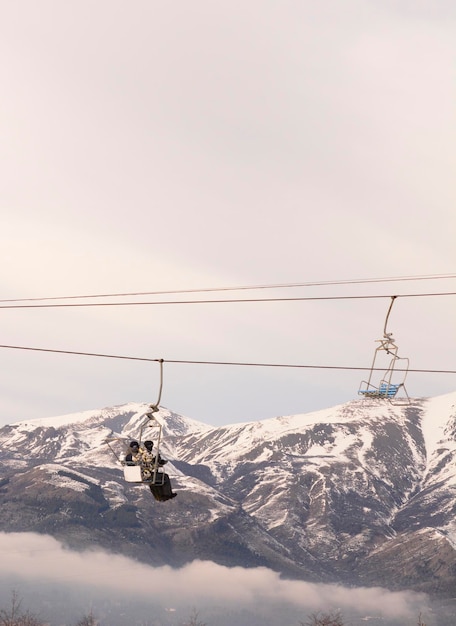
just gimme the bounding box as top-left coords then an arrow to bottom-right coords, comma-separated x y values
105,410 -> 166,486
105,360 -> 176,500
358,297 -> 410,405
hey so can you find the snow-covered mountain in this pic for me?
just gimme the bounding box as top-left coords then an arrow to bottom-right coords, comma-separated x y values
0,393 -> 455,597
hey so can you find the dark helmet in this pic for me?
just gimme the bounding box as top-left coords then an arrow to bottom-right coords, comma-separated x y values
129,441 -> 139,449
144,440 -> 154,450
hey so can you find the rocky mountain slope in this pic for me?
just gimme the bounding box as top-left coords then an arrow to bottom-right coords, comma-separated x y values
0,392 -> 455,597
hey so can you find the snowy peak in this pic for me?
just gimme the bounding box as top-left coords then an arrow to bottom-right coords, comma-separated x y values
2,402 -> 211,459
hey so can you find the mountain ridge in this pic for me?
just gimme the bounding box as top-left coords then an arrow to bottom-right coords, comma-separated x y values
0,392 -> 455,597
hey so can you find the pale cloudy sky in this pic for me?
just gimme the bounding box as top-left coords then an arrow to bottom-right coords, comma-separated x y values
0,1 -> 455,427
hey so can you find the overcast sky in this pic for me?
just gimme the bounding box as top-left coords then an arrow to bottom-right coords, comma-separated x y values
1,1 -> 455,428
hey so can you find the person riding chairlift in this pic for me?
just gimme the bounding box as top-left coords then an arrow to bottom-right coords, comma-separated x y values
125,440 -> 176,501
142,440 -> 168,467
125,440 -> 141,464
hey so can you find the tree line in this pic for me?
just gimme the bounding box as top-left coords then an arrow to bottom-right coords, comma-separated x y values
0,593 -> 429,626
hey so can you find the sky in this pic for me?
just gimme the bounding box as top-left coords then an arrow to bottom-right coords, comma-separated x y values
0,1 -> 455,428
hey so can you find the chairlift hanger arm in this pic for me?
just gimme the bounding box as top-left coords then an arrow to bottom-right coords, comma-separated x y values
147,358 -> 164,415
383,296 -> 397,338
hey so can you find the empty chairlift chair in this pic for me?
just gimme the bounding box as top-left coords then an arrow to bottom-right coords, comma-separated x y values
358,297 -> 410,405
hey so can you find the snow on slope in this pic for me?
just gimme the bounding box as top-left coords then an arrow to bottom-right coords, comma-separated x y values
4,393 -> 456,474
419,391 -> 456,497
420,391 -> 456,455
214,393 -> 455,462
10,392 -> 456,452
183,398 -> 414,468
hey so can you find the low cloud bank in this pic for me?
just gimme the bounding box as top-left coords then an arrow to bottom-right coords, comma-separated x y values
0,532 -> 427,619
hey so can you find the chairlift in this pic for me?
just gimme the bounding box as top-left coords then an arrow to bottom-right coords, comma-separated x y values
105,359 -> 177,501
358,297 -> 410,405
